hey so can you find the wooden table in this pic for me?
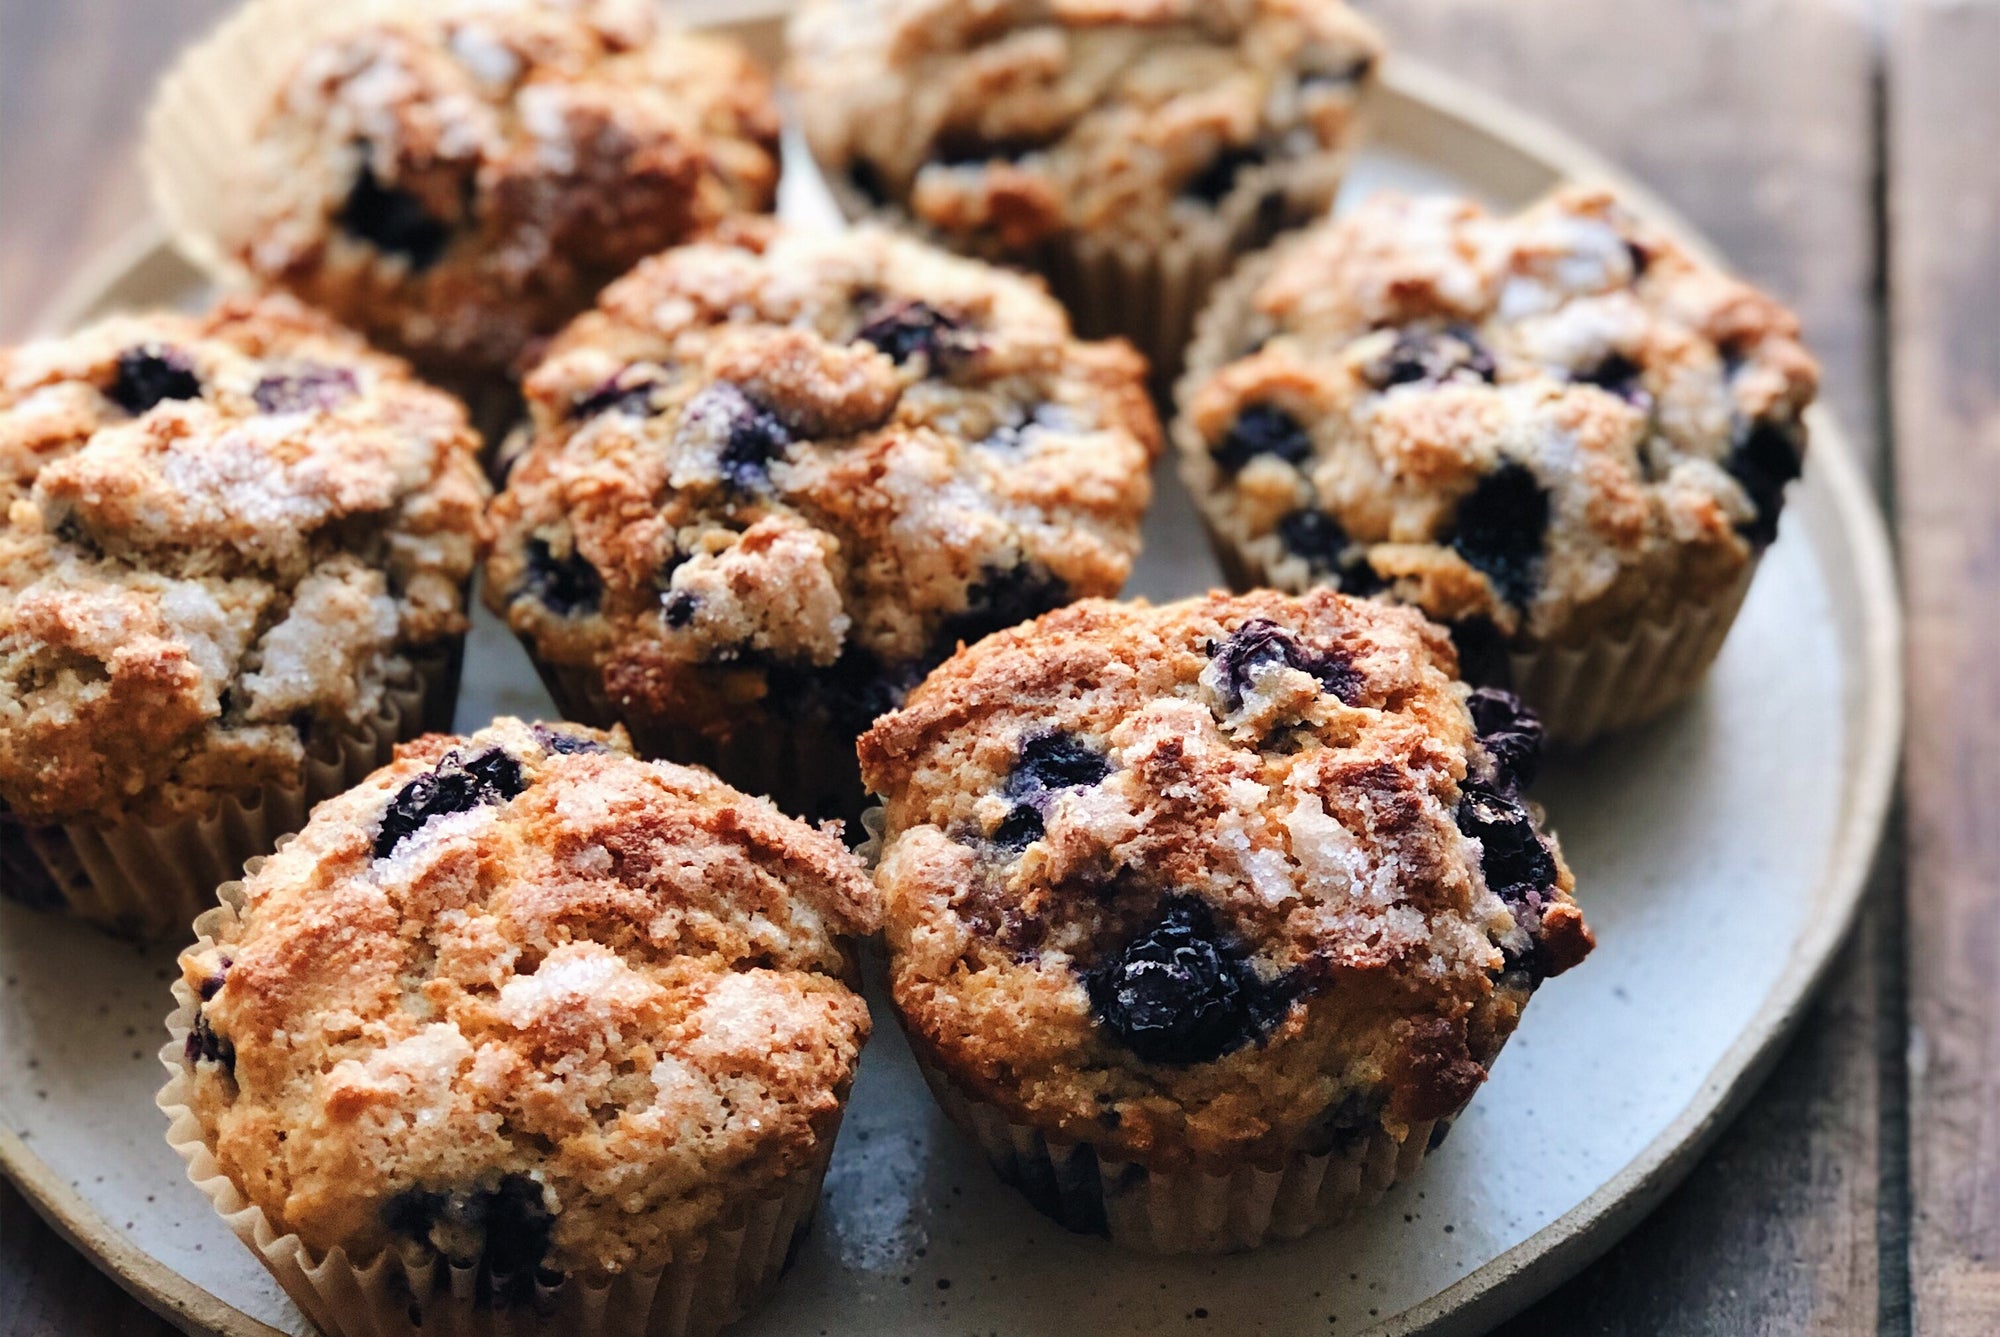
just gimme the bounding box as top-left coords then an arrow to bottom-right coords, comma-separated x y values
0,1 -> 1990,1332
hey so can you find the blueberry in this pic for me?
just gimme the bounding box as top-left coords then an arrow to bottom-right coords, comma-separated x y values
1275,509 -> 1384,596
1211,403 -> 1313,474
936,563 -> 1068,653
252,365 -> 357,415
1083,895 -> 1294,1065
516,539 -> 602,617
382,1174 -> 555,1303
569,375 -> 660,420
847,158 -> 891,208
185,1010 -> 234,1075
1456,784 -> 1558,904
1465,687 -> 1543,794
337,157 -> 451,270
109,345 -> 202,415
1208,617 -> 1363,712
1724,417 -> 1804,547
661,590 -> 698,629
373,748 -> 527,860
855,299 -> 966,372
532,725 -> 607,756
1574,352 -> 1648,405
1448,617 -> 1515,690
1008,732 -> 1109,796
992,804 -> 1045,849
1181,143 -> 1267,205
703,385 -> 791,491
1366,326 -> 1496,391
1449,462 -> 1548,610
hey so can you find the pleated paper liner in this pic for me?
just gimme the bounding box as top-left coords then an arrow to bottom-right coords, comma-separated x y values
159,877 -> 839,1337
816,150 -> 1354,393
532,658 -> 866,827
909,1051 -> 1436,1255
0,645 -> 459,941
1174,237 -> 1765,745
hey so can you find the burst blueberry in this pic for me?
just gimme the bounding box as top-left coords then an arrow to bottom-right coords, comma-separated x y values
517,539 -> 602,617
1724,417 -> 1804,547
1209,618 -> 1363,712
855,299 -> 966,372
1449,462 -> 1548,609
1212,403 -> 1313,474
1275,509 -> 1383,596
1465,687 -> 1543,794
532,725 -> 608,756
1084,895 -> 1293,1065
992,804 -> 1045,850
373,749 -> 527,860
1366,326 -> 1496,390
1456,784 -> 1558,904
109,345 -> 202,415
337,157 -> 451,270
1007,732 -> 1109,797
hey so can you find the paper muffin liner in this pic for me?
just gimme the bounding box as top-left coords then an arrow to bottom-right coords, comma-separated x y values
819,149 -> 1354,391
534,659 -> 864,825
158,878 -> 838,1337
0,646 -> 459,941
1175,241 -> 1764,746
909,1052 -> 1433,1255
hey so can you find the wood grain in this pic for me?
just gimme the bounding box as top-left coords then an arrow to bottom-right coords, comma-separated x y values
1357,1 -> 1894,1332
1892,0 -> 2000,1332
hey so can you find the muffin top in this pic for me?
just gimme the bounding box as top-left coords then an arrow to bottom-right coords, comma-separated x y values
235,0 -> 780,372
486,220 -> 1160,743
173,717 -> 877,1282
0,296 -> 486,827
858,591 -> 1591,1169
787,0 -> 1382,250
1177,187 -> 1821,646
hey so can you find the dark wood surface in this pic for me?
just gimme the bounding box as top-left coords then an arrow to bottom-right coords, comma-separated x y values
0,0 -> 1976,1333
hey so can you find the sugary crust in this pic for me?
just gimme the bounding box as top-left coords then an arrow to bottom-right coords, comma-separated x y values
787,0 -> 1381,249
859,591 -> 1588,1170
175,717 -> 876,1277
1177,187 -> 1821,644
485,221 -> 1159,749
237,0 -> 780,373
0,295 -> 486,825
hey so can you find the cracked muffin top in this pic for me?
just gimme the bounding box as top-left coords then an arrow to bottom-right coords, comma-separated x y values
172,717 -> 876,1283
858,590 -> 1591,1170
0,296 -> 486,827
232,0 -> 780,373
787,0 -> 1382,251
1177,187 -> 1821,648
486,220 -> 1160,747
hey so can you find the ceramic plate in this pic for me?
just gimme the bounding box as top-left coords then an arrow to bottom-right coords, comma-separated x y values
0,12 -> 1900,1336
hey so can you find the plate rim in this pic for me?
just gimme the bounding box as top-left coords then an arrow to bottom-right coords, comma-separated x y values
6,44 -> 1903,1337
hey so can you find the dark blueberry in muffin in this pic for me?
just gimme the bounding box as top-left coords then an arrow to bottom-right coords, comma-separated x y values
661,590 -> 699,629
1465,687 -> 1543,794
1212,403 -> 1314,474
846,158 -> 891,208
1209,618 -> 1363,712
108,345 -> 203,415
1574,352 -> 1648,405
1181,142 -> 1268,205
337,158 -> 451,270
992,804 -> 1046,850
517,538 -> 603,617
1447,617 -> 1515,690
1274,509 -> 1385,596
1084,895 -> 1292,1065
373,749 -> 528,860
382,1174 -> 555,1302
1008,731 -> 1110,797
855,299 -> 967,372
708,386 -> 792,491
185,1011 -> 235,1074
1724,416 -> 1805,547
532,725 -> 608,756
1449,462 -> 1549,609
569,374 -> 662,420
1455,784 -> 1558,906
937,563 -> 1068,652
1366,325 -> 1496,391
252,365 -> 358,415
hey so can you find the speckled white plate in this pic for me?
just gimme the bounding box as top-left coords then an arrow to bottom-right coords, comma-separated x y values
0,11 -> 1900,1337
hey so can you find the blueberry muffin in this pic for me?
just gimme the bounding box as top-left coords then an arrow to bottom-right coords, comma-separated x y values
1176,187 -> 1821,740
161,0 -> 780,379
857,590 -> 1591,1252
0,295 -> 486,937
485,221 -> 1161,820
786,0 -> 1383,380
160,717 -> 877,1337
